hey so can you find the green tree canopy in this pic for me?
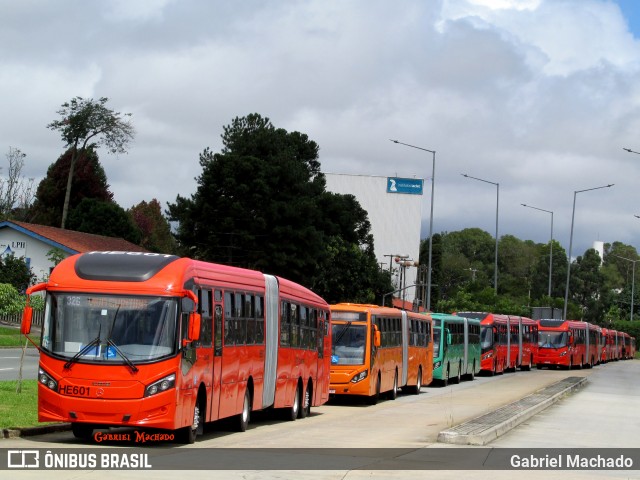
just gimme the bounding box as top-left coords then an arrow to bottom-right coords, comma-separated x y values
0,254 -> 35,292
168,113 -> 391,302
47,96 -> 134,229
30,147 -> 113,227
67,198 -> 141,244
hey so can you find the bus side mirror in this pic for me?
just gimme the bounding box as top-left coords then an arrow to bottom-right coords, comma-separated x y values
373,325 -> 381,348
21,306 -> 33,335
188,312 -> 201,342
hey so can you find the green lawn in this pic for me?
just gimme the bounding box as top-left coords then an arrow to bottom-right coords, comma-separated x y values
0,379 -> 52,429
0,325 -> 32,348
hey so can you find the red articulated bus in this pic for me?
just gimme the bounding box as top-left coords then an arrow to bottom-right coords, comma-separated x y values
621,332 -> 634,359
21,251 -> 331,443
536,319 -> 599,369
455,313 -> 535,375
518,316 -> 539,371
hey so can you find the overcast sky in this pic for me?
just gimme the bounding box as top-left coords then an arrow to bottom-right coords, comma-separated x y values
3,0 -> 640,258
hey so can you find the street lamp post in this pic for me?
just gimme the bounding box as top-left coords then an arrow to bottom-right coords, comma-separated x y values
609,254 -> 637,321
521,204 -> 554,297
563,184 -> 614,320
390,140 -> 435,311
462,173 -> 499,294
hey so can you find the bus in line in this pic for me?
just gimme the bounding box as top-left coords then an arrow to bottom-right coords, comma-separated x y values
329,304 -> 432,404
21,251 -> 331,443
430,313 -> 481,386
455,312 -> 537,375
536,319 -> 599,369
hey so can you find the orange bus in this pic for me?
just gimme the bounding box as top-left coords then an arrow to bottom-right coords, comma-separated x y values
21,251 -> 331,443
329,304 -> 432,404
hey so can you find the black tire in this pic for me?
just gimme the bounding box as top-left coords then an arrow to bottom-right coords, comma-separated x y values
71,423 -> 93,440
237,389 -> 251,432
298,382 -> 311,419
388,371 -> 398,400
413,367 -> 422,394
178,400 -> 202,444
286,383 -> 300,421
442,365 -> 450,387
467,362 -> 475,381
536,363 -> 543,370
368,375 -> 381,405
452,363 -> 461,384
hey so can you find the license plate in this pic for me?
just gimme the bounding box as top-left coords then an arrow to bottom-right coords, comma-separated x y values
58,384 -> 92,397
329,389 -> 335,394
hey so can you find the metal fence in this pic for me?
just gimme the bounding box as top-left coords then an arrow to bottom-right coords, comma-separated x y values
0,310 -> 44,328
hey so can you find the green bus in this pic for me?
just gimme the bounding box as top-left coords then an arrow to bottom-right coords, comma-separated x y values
430,313 -> 481,386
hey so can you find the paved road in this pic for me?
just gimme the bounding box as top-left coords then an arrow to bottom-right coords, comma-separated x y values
0,347 -> 39,381
2,360 -> 638,479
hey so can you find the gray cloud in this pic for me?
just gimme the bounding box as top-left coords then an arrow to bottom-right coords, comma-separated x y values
1,0 -> 639,258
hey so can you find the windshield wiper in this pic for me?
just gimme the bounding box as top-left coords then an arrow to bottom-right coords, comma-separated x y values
105,305 -> 139,373
333,322 -> 352,346
64,335 -> 101,370
106,339 -> 139,373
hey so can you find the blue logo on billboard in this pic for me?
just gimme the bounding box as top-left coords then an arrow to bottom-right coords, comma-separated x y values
387,177 -> 424,195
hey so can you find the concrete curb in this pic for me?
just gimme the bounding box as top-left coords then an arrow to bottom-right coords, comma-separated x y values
437,376 -> 587,446
2,423 -> 71,439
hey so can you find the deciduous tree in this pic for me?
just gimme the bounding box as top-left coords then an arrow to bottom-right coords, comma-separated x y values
47,97 -> 134,228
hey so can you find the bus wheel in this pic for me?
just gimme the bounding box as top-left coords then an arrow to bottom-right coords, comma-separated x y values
388,371 -> 398,400
178,400 -> 202,444
298,382 -> 311,419
368,375 -> 381,405
468,362 -> 475,381
287,384 -> 301,421
71,423 -> 93,440
452,363 -> 461,384
413,367 -> 422,394
442,365 -> 450,387
237,389 -> 251,432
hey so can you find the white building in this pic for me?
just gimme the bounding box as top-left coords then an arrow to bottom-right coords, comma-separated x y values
0,221 -> 148,283
324,173 -> 425,307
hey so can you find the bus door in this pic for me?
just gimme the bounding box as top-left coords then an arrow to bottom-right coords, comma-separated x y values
195,288 -> 215,421
463,318 -> 469,373
178,296 -> 200,428
210,290 -> 224,420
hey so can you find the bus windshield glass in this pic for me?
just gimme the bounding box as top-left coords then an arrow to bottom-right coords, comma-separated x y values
538,331 -> 568,348
480,325 -> 493,350
331,322 -> 367,365
40,293 -> 178,364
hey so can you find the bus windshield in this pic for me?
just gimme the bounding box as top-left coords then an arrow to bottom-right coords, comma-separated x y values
538,331 -> 568,349
331,322 -> 367,365
40,293 -> 178,364
480,325 -> 493,350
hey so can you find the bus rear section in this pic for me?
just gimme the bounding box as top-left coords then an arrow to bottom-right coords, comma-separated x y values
431,313 -> 481,386
329,304 -> 432,404
21,251 -> 330,443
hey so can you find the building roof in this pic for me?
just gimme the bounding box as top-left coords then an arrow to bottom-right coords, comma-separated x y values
0,220 -> 148,254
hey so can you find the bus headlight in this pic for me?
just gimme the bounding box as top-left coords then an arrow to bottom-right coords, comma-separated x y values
38,367 -> 58,391
144,373 -> 176,397
482,352 -> 493,360
351,370 -> 368,383
559,351 -> 567,357
433,361 -> 441,369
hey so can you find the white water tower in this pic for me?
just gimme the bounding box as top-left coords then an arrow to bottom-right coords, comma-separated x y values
593,241 -> 604,265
